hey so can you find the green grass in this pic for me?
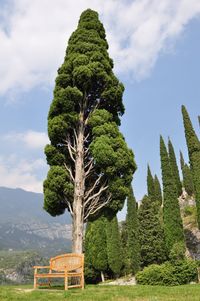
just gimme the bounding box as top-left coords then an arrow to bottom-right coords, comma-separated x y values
1,284 -> 200,301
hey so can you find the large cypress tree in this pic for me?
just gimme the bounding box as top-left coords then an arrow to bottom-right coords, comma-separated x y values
182,105 -> 200,228
147,165 -> 155,202
43,9 -> 136,253
160,136 -> 184,254
138,195 -> 166,267
125,186 -> 140,274
84,216 -> 108,282
154,175 -> 162,205
180,151 -> 194,196
106,215 -> 122,277
168,138 -> 182,196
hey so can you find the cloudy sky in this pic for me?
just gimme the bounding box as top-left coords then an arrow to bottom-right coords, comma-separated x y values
0,0 -> 200,218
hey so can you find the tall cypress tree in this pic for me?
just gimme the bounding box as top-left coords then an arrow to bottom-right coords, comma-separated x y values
43,9 -> 136,253
84,216 -> 108,282
182,105 -> 200,227
180,151 -> 194,196
106,215 -> 122,277
160,136 -> 184,254
154,175 -> 162,205
168,138 -> 182,196
125,186 -> 140,274
147,165 -> 155,202
138,195 -> 166,267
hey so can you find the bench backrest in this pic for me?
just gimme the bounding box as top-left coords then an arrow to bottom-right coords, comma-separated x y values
50,253 -> 84,272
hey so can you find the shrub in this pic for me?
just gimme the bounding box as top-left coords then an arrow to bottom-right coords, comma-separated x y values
136,260 -> 198,286
169,242 -> 185,262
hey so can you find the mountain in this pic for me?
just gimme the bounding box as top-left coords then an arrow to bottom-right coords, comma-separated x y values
0,187 -> 72,257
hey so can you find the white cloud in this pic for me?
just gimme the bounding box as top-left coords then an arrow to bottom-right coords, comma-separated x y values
0,0 -> 200,95
4,130 -> 49,149
0,155 -> 45,192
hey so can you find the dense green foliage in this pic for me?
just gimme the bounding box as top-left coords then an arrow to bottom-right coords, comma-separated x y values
180,151 -> 194,196
182,105 -> 200,227
168,139 -> 182,196
43,9 -> 136,225
106,215 -> 122,276
84,217 -> 108,282
160,136 -> 185,254
154,174 -> 162,205
136,260 -> 197,286
125,186 -> 140,274
147,165 -> 155,202
138,195 -> 166,267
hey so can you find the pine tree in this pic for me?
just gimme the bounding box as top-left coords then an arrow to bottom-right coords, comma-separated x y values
147,165 -> 155,202
125,186 -> 140,274
168,138 -> 182,196
180,151 -> 194,196
182,105 -> 200,227
106,215 -> 122,277
84,216 -> 108,282
154,175 -> 162,205
43,9 -> 136,253
160,136 -> 185,254
138,195 -> 166,267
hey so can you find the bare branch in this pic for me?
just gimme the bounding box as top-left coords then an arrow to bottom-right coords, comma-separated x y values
85,102 -> 99,125
84,182 -> 108,208
66,140 -> 76,163
64,163 -> 75,183
85,159 -> 95,176
73,129 -> 78,145
84,194 -> 112,221
65,198 -> 74,217
85,157 -> 94,170
84,132 -> 90,142
84,174 -> 103,200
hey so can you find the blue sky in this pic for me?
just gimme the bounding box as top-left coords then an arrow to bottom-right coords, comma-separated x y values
0,0 -> 200,220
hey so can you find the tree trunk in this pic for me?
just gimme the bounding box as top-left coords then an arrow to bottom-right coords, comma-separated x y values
101,271 -> 105,283
72,112 -> 85,254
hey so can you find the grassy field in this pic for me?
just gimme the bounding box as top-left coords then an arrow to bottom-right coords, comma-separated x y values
1,284 -> 200,301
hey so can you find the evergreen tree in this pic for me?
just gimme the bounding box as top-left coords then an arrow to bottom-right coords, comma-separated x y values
182,105 -> 200,227
125,186 -> 140,274
84,216 -> 108,282
154,175 -> 162,205
160,136 -> 185,254
180,151 -> 194,196
43,9 -> 136,253
138,195 -> 166,267
106,215 -> 122,277
198,116 -> 200,128
147,165 -> 155,202
168,138 -> 182,196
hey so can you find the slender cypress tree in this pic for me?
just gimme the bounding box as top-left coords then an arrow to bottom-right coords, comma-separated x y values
43,9 -> 136,253
168,138 -> 182,196
125,186 -> 140,274
160,136 -> 185,254
84,216 -> 108,282
147,165 -> 155,202
182,105 -> 200,227
198,116 -> 200,128
106,215 -> 122,277
138,195 -> 166,267
154,175 -> 162,205
180,151 -> 194,196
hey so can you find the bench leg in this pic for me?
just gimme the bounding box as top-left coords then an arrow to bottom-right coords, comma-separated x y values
34,276 -> 37,289
65,275 -> 68,290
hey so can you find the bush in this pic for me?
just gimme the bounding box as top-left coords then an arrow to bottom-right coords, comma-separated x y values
169,242 -> 185,262
136,260 -> 198,286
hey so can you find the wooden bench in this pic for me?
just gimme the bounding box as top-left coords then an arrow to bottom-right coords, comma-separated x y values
33,253 -> 84,290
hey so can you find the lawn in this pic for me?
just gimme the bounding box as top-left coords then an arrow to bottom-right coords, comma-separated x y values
1,284 -> 200,301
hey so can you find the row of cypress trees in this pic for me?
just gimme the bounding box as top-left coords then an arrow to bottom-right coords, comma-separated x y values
84,105 -> 199,282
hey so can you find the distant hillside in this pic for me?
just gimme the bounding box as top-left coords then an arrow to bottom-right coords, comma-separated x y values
0,187 -> 72,256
